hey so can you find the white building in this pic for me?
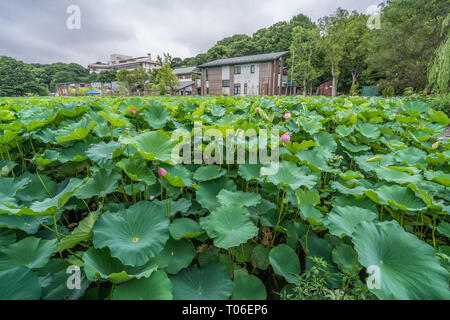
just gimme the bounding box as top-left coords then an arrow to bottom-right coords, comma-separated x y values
88,53 -> 158,73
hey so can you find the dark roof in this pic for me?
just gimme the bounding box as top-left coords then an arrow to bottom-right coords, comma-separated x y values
199,51 -> 289,68
177,81 -> 195,90
173,66 -> 199,75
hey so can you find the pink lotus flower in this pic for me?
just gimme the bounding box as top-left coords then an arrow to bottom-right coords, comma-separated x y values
149,195 -> 155,200
395,109 -> 400,114
364,97 -> 368,99
158,168 -> 167,177
255,108 -> 259,112
386,99 -> 390,102
281,132 -> 291,143
229,111 -> 233,114
370,98 -> 374,102
129,109 -> 137,114
283,113 -> 291,119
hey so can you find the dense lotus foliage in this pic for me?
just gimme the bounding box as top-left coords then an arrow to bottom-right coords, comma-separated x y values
0,95 -> 449,300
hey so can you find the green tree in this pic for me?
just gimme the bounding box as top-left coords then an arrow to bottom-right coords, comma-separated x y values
152,57 -> 179,95
0,56 -> 42,96
116,69 -> 132,95
132,67 -> 149,95
429,13 -> 449,94
366,0 -> 448,91
98,70 -> 117,95
50,71 -> 77,87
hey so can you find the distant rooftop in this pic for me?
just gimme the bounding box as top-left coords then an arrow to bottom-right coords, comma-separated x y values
199,51 -> 289,68
173,66 -> 199,75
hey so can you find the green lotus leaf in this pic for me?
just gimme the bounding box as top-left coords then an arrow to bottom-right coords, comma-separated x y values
0,237 -> 57,271
232,274 -> 267,300
326,205 -> 378,238
29,178 -> 83,216
153,238 -> 196,274
0,266 -> 41,300
394,147 -> 427,169
352,220 -> 450,300
374,167 -> 423,184
196,177 -> 236,211
142,103 -> 171,129
112,271 -> 173,300
356,122 -> 380,139
169,218 -> 204,240
314,132 -> 337,152
170,262 -> 232,300
299,204 -> 325,225
365,185 -> 427,211
0,109 -> 15,121
56,118 -> 96,143
340,140 -> 371,153
295,189 -> 320,206
0,215 -> 40,234
217,189 -> 261,207
83,247 -> 158,284
121,131 -> 177,163
193,165 -> 226,182
152,198 -> 192,217
261,161 -> 317,190
437,221 -> 450,238
428,109 -> 450,126
0,176 -> 30,204
74,168 -> 121,200
295,149 -> 333,172
403,101 -> 431,115
93,201 -> 170,266
162,165 -> 194,187
200,205 -> 258,249
331,244 -> 362,275
98,111 -> 131,127
86,141 -> 122,165
424,170 -> 450,187
330,180 -> 369,196
0,130 -> 18,145
33,149 -> 59,167
238,164 -> 263,181
58,141 -> 89,163
15,173 -> 57,203
251,244 -> 270,270
269,244 -> 300,284
57,213 -> 99,252
335,125 -> 354,137
116,158 -> 156,186
300,118 -> 322,135
338,170 -> 363,181
0,229 -> 16,246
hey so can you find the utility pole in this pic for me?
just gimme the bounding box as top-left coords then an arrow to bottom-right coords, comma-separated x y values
290,49 -> 295,96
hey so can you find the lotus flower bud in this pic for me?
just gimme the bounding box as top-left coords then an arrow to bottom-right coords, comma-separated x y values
255,108 -> 259,112
283,113 -> 291,119
395,109 -> 400,114
129,109 -> 137,114
149,195 -> 155,200
281,132 -> 291,143
158,168 -> 167,177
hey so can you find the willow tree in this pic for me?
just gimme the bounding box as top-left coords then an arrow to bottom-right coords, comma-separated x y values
429,13 -> 449,94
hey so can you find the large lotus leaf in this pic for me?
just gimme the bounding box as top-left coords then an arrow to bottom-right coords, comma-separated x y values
269,244 -> 300,284
251,244 -> 270,271
170,262 -> 232,300
0,215 -> 40,234
98,111 -> 130,127
0,229 -> 16,246
374,167 -> 422,184
15,173 -> 57,203
58,141 -> 89,163
365,185 -> 427,211
200,205 -> 258,249
112,271 -> 173,300
86,141 -> 122,165
356,122 -> 380,139
0,237 -> 57,271
238,164 -> 263,181
193,165 -> 226,182
0,266 -> 41,300
0,130 -> 18,144
0,176 -> 30,204
352,220 -> 450,300
0,160 -> 16,177
326,205 -> 378,238
196,177 -> 236,211
169,218 -> 204,240
339,140 -> 371,153
428,109 -> 450,126
437,222 -> 450,238
152,198 -> 192,217
29,178 -> 83,216
116,158 -> 156,186
331,244 -> 362,275
394,147 -> 427,169
93,201 -> 170,266
56,118 -> 96,143
74,168 -> 121,199
335,125 -> 354,137
295,149 -> 333,172
161,165 -> 194,187
153,238 -> 196,274
33,149 -> 59,167
295,189 -> 320,206
299,204 -> 325,225
424,170 -> 450,187
314,131 -> 337,152
82,247 -> 158,284
232,274 -> 267,300
403,101 -> 431,115
217,189 -> 261,207
300,118 -> 322,135
57,213 -> 99,252
121,131 -> 177,163
142,103 -> 171,129
261,161 -> 317,190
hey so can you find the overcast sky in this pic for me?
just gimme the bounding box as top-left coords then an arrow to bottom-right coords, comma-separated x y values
0,0 -> 384,67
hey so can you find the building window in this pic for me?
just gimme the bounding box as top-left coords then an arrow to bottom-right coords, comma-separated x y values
244,83 -> 248,94
234,84 -> 241,95
222,80 -> 230,87
251,65 -> 255,74
234,66 -> 241,75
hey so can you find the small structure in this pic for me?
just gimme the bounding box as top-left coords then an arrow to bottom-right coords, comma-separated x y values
88,53 -> 158,73
316,80 -> 333,96
56,81 -> 90,96
198,51 -> 288,96
85,90 -> 100,95
173,66 -> 201,95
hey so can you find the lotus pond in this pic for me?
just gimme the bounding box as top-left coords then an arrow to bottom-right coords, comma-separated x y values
0,95 -> 449,300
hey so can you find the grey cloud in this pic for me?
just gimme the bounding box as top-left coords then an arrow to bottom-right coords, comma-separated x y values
0,0 -> 383,66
